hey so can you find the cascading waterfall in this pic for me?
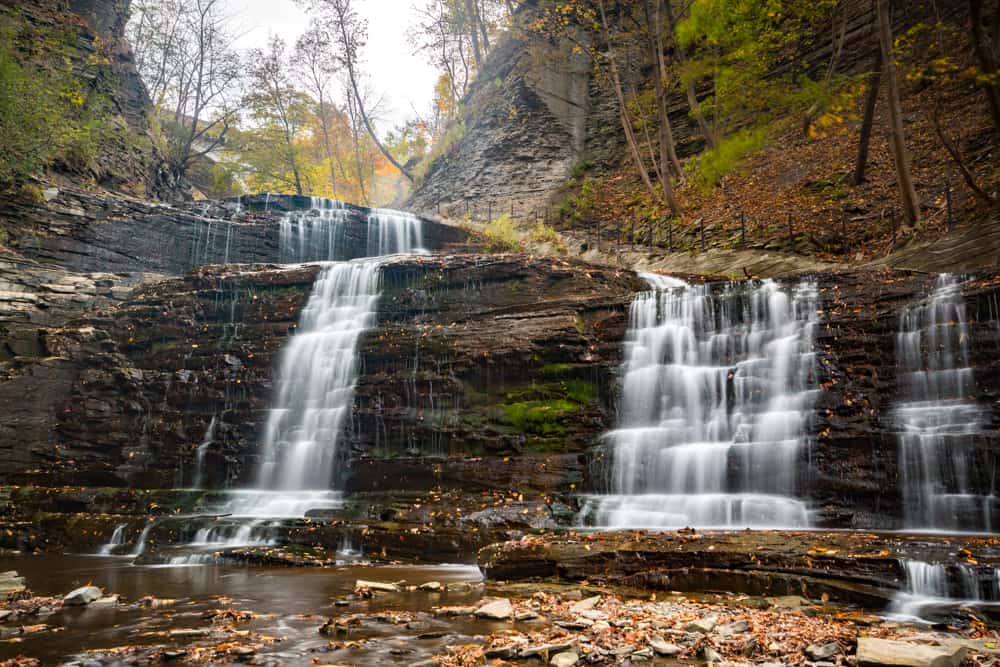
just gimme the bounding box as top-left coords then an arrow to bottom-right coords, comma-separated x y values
97,523 -> 128,556
890,559 -> 1000,618
277,199 -> 426,262
248,259 -> 382,512
279,197 -> 352,263
579,274 -> 819,529
366,208 -> 425,256
894,274 -> 994,532
191,415 -> 216,490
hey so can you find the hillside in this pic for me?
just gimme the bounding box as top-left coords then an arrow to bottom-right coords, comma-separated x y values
407,0 -> 1000,269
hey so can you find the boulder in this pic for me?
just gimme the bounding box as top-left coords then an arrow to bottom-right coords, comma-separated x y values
805,642 -> 840,661
551,651 -> 579,667
650,638 -> 684,656
475,598 -> 513,620
64,585 -> 103,606
686,614 -> 719,633
856,638 -> 966,667
355,580 -> 400,592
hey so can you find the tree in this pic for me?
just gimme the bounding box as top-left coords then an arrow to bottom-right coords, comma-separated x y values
853,2 -> 882,186
128,0 -> 243,182
245,37 -> 313,195
296,22 -> 342,196
298,0 -> 415,182
969,0 -> 1000,134
876,0 -> 920,224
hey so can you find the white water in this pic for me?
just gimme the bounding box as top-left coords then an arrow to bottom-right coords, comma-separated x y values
97,523 -> 128,556
579,275 -> 819,529
890,559 -> 1000,619
895,274 -> 994,532
130,522 -> 154,557
366,208 -> 425,256
255,260 -> 381,491
278,199 -> 426,262
191,416 -> 216,490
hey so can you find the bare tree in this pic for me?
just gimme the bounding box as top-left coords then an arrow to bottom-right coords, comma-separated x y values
877,0 -> 920,224
969,0 -> 1000,134
853,4 -> 882,186
597,0 -> 681,215
246,37 -> 312,195
300,0 -> 415,182
296,22 -> 342,196
128,0 -> 243,181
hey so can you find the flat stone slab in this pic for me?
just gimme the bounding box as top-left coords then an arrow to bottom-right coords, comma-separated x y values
478,530 -> 1000,605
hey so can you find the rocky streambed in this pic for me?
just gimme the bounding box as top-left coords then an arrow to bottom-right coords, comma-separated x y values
2,552 -> 999,667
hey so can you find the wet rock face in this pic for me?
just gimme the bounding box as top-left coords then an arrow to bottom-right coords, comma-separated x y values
0,254 -> 640,491
0,190 -> 468,277
809,271 -> 1000,528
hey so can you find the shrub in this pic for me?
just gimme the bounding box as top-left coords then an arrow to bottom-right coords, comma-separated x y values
528,221 -> 566,253
483,214 -> 523,252
685,128 -> 766,193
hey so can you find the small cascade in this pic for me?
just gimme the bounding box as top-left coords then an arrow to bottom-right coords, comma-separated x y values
97,523 -> 128,556
895,274 -> 994,532
130,522 -> 154,558
366,208 -> 425,256
579,275 -> 819,529
191,416 -> 217,490
279,197 -> 352,263
891,559 -> 1000,619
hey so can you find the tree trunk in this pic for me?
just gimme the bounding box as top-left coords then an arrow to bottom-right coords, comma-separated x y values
969,0 -> 1000,133
663,0 -> 715,149
877,0 -> 920,224
853,47 -> 882,185
317,96 -> 338,197
598,0 -> 681,215
644,0 -> 683,180
333,10 -> 415,183
465,0 -> 483,68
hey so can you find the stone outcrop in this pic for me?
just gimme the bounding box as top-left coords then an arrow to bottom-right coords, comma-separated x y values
0,0 -> 181,198
0,253 -> 639,489
478,530 -> 1000,607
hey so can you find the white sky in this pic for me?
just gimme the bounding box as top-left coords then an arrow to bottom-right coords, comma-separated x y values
231,0 -> 437,134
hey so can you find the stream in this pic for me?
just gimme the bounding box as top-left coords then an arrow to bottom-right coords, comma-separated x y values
0,555 -> 487,665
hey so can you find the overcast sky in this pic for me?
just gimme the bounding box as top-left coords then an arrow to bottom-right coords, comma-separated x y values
231,0 -> 437,133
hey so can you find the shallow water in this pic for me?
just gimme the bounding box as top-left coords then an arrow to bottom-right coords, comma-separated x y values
0,555 -> 489,665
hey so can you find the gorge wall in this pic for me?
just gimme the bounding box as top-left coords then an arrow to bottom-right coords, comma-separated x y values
1,0 -> 181,198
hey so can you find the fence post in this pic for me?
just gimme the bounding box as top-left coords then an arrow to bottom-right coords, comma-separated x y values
946,182 -> 953,230
842,208 -> 849,257
465,200 -> 469,217
700,218 -> 706,251
510,200 -> 515,218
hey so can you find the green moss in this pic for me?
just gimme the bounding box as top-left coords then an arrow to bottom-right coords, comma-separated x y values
538,363 -> 576,376
501,398 -> 577,434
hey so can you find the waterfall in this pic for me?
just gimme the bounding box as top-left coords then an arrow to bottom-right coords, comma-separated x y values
255,260 -> 381,493
97,523 -> 128,556
279,198 -> 351,263
130,522 -> 154,557
895,274 -> 994,532
890,559 -> 1000,618
277,200 -> 425,262
579,275 -> 819,529
367,208 -> 425,256
191,416 -> 216,490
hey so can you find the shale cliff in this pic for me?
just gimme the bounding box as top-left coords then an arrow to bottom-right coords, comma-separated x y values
0,0 -> 179,198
